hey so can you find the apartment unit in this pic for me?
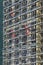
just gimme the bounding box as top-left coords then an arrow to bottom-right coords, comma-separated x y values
3,0 -> 43,65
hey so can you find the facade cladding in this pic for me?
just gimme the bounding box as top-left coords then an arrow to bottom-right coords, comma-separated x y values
3,0 -> 43,65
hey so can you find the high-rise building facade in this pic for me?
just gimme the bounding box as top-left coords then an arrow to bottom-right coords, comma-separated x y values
3,0 -> 43,65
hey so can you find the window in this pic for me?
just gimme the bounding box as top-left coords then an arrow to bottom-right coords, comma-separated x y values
27,13 -> 31,18
8,7 -> 12,12
12,19 -> 15,24
31,3 -> 36,9
15,11 -> 20,16
27,5 -> 31,11
4,8 -> 8,13
20,29 -> 26,35
18,44 -> 21,48
22,7 -> 27,13
11,32 -> 16,38
41,47 -> 43,52
22,50 -> 27,56
41,54 -> 43,60
4,15 -> 9,20
31,33 -> 36,39
7,29 -> 13,33
8,33 -> 15,38
31,47 -> 36,54
9,12 -> 15,18
27,0 -> 31,4
4,22 -> 8,27
4,35 -> 7,40
11,6 -> 15,11
9,0 -> 12,5
15,26 -> 19,31
15,50 -> 19,57
21,25 -> 25,28
15,31 -> 19,36
22,35 -> 27,42
8,53 -> 11,59
15,0 -> 19,3
8,46 -> 11,51
8,40 -> 12,45
4,28 -> 6,33
31,21 -> 36,32
4,1 -> 9,7
8,60 -> 11,65
8,20 -> 12,25
31,21 -> 36,25
22,57 -> 26,63
15,38 -> 19,44
15,44 -> 19,48
22,42 -> 26,45
14,59 -> 19,64
15,4 -> 20,9
3,41 -> 7,47
22,14 -> 27,20
31,26 -> 36,31
30,58 -> 36,62
22,0 -> 27,6
36,2 -> 41,7
15,17 -> 20,23
41,33 -> 43,37
31,10 -> 36,17
36,17 -> 41,23
36,9 -> 41,16
4,0 -> 12,7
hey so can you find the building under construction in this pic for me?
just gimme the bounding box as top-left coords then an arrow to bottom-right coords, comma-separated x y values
3,0 -> 43,65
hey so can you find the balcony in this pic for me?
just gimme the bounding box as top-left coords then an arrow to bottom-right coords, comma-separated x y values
31,47 -> 36,55
31,33 -> 36,40
31,10 -> 36,17
3,0 -> 12,7
14,50 -> 19,58
22,35 -> 27,42
21,50 -> 27,56
21,57 -> 26,63
15,11 -> 20,17
22,14 -> 27,20
8,7 -> 13,12
8,53 -> 11,59
14,59 -> 19,64
22,7 -> 27,13
15,17 -> 21,23
8,20 -> 12,26
22,0 -> 27,6
4,8 -> 8,13
15,38 -> 19,44
8,40 -> 12,45
4,15 -> 9,20
9,12 -> 15,18
31,3 -> 36,10
20,29 -> 26,35
15,3 -> 20,10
